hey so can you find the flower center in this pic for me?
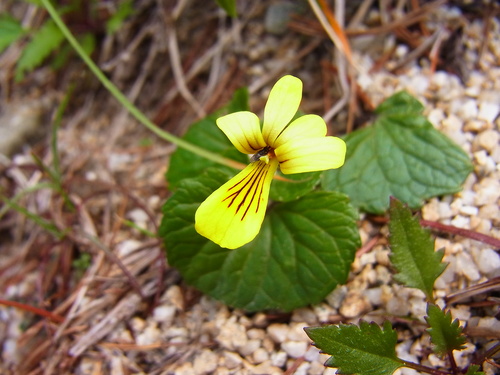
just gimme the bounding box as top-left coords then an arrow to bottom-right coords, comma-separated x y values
251,146 -> 274,163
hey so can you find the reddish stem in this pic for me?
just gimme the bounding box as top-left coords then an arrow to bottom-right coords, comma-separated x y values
420,220 -> 500,249
0,298 -> 64,323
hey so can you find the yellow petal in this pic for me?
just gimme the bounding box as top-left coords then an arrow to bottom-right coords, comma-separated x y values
217,111 -> 267,154
195,159 -> 279,249
262,75 -> 303,147
275,137 -> 346,174
273,114 -> 327,149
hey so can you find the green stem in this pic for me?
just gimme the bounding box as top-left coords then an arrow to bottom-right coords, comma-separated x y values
0,194 -> 66,240
40,0 -> 244,170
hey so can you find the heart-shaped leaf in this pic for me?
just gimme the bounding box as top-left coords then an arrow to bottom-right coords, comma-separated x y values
322,91 -> 473,213
159,169 -> 360,311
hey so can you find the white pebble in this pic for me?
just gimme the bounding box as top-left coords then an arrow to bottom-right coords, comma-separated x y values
304,346 -> 320,362
270,351 -> 288,367
136,323 -> 161,345
477,317 -> 500,331
475,249 -> 500,275
457,99 -> 478,120
267,323 -> 289,343
252,348 -> 269,364
238,339 -> 261,357
438,202 -> 453,219
476,130 -> 499,153
152,305 -> 176,325
223,351 -> 243,369
451,215 -> 470,229
281,341 -> 308,358
459,205 -> 479,216
478,101 -> 500,123
427,108 -> 445,128
193,349 -> 218,374
386,296 -> 410,316
364,287 -> 383,306
287,322 -> 308,341
456,252 -> 481,281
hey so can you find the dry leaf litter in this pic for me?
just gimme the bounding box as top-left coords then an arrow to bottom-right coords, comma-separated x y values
0,1 -> 499,375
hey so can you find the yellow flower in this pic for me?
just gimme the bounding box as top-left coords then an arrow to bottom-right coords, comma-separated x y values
195,75 -> 346,249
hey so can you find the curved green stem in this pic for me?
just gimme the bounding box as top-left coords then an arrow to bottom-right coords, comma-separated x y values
40,0 -> 244,170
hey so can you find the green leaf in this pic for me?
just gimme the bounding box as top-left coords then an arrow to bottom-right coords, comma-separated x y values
106,0 -> 134,34
15,19 -> 65,81
21,0 -> 42,5
305,321 -> 403,375
166,88 -> 249,189
388,198 -> 446,300
426,304 -> 467,356
215,0 -> 237,17
322,91 -> 473,213
159,169 -> 360,311
270,170 -> 322,202
464,365 -> 484,375
0,14 -> 26,54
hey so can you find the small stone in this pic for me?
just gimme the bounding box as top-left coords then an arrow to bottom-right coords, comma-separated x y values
450,215 -> 470,229
438,202 -> 453,219
478,101 -> 500,123
478,204 -> 500,221
464,119 -> 488,132
291,308 -> 318,325
267,323 -> 289,343
136,323 -> 161,345
409,297 -> 427,319
247,328 -> 265,340
450,306 -> 471,322
130,317 -> 146,332
477,317 -> 500,331
339,291 -> 371,318
152,305 -> 176,325
281,340 -> 308,358
247,361 -> 282,375
386,296 -> 410,316
223,351 -> 243,369
474,177 -> 500,206
270,351 -> 287,367
472,217 -> 492,233
252,348 -> 269,364
475,249 -> 500,275
326,286 -> 348,309
474,151 -> 496,175
238,339 -> 261,357
165,327 -> 189,340
287,322 -> 308,341
193,349 -> 218,374
459,205 -> 479,216
456,252 -> 480,281
304,346 -> 320,362
457,98 -> 478,120
216,317 -> 248,350
422,200 -> 440,221
476,129 -> 499,153
427,108 -> 445,127
173,362 -> 195,375
164,285 -> 184,310
364,287 -> 383,306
